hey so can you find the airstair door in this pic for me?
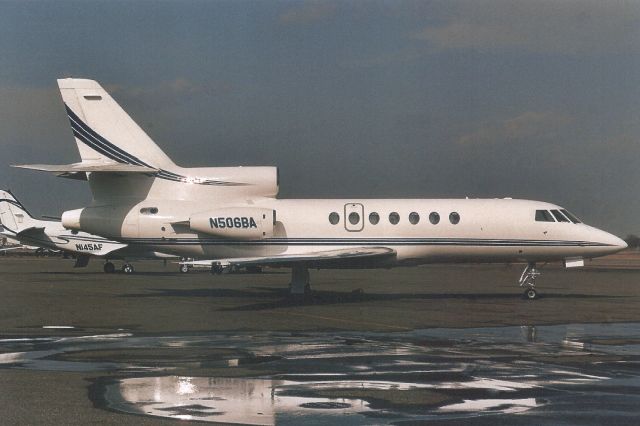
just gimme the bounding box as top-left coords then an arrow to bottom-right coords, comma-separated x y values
344,203 -> 364,232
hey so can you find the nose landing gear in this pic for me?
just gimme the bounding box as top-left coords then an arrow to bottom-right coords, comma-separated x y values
103,261 -> 135,274
519,262 -> 540,300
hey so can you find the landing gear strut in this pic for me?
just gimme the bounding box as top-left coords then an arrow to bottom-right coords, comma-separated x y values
519,262 -> 540,300
210,264 -> 225,275
289,266 -> 310,295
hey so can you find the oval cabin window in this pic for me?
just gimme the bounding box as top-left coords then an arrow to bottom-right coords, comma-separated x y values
389,212 -> 400,225
328,212 -> 340,225
429,212 -> 440,224
449,212 -> 460,224
348,212 -> 360,225
369,212 -> 380,225
409,212 -> 420,225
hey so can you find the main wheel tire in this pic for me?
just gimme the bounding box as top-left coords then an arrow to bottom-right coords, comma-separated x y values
122,264 -> 135,274
103,262 -> 115,274
524,288 -> 537,300
179,264 -> 189,273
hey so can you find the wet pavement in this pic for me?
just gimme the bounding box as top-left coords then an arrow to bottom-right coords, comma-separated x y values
1,323 -> 639,425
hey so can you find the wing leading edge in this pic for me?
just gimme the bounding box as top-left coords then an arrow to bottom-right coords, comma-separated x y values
181,246 -> 397,269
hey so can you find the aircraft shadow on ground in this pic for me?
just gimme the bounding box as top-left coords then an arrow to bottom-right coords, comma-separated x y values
119,286 -> 610,311
38,271 -> 287,276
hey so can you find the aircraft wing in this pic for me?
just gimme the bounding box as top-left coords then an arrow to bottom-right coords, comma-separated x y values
181,247 -> 396,269
0,225 -> 45,239
0,246 -> 23,252
15,226 -> 46,236
13,162 -> 157,176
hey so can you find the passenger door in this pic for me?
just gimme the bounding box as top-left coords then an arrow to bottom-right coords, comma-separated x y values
344,203 -> 364,232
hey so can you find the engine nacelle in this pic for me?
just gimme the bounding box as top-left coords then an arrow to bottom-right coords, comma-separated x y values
61,208 -> 84,230
190,207 -> 275,239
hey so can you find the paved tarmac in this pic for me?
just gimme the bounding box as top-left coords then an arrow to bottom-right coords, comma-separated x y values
0,254 -> 639,424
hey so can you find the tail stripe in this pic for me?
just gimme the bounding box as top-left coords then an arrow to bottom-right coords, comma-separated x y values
64,104 -> 246,186
0,196 -> 33,217
66,105 -> 149,167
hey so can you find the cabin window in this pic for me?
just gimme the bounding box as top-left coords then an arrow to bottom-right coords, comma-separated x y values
535,210 -> 555,222
140,207 -> 159,215
560,209 -> 581,224
409,212 -> 420,225
369,212 -> 380,225
389,212 -> 400,225
449,212 -> 460,224
328,212 -> 340,225
348,212 -> 360,225
550,209 -> 570,222
429,212 -> 440,224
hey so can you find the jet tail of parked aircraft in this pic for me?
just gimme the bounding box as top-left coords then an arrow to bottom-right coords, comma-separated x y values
56,78 -> 176,170
0,190 -> 40,234
15,78 -> 280,201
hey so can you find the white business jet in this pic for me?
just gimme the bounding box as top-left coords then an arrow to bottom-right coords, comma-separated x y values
14,79 -> 626,298
0,189 -> 175,272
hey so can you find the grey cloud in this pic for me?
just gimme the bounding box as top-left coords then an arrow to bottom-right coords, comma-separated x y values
413,0 -> 640,54
457,111 -> 574,145
108,78 -> 234,101
279,1 -> 337,25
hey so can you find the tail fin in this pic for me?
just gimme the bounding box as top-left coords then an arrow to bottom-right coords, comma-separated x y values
57,78 -> 176,169
0,190 -> 38,233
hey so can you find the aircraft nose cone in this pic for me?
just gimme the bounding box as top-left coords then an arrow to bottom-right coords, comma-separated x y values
597,229 -> 627,253
612,235 -> 628,250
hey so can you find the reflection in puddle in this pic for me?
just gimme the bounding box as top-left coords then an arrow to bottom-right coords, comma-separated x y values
439,398 -> 539,414
108,376 -> 369,425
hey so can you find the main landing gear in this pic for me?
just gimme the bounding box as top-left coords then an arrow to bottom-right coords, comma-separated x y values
519,262 -> 541,300
103,261 -> 135,274
289,266 -> 311,295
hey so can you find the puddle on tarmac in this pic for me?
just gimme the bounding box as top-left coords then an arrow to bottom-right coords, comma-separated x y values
1,323 -> 640,424
105,376 -> 371,425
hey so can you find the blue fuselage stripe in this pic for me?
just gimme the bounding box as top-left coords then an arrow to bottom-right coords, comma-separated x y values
119,237 -> 611,247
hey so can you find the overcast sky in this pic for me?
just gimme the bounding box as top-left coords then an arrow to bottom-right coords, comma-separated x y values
1,0 -> 639,236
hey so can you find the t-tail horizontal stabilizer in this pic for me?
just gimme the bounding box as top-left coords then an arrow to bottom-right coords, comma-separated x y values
12,162 -> 158,179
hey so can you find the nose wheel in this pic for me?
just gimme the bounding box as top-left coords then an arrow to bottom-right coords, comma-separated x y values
519,262 -> 541,300
524,287 -> 538,300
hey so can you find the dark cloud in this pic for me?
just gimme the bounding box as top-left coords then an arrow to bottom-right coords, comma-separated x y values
457,111 -> 574,145
413,0 -> 640,54
279,1 -> 338,25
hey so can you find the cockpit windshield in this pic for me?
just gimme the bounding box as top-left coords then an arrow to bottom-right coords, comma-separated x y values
535,210 -> 555,222
560,209 -> 581,224
550,209 -> 570,222
535,208 -> 582,224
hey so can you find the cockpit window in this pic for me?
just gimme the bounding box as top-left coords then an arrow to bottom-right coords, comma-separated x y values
560,209 -> 581,224
550,209 -> 570,222
535,210 -> 555,222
